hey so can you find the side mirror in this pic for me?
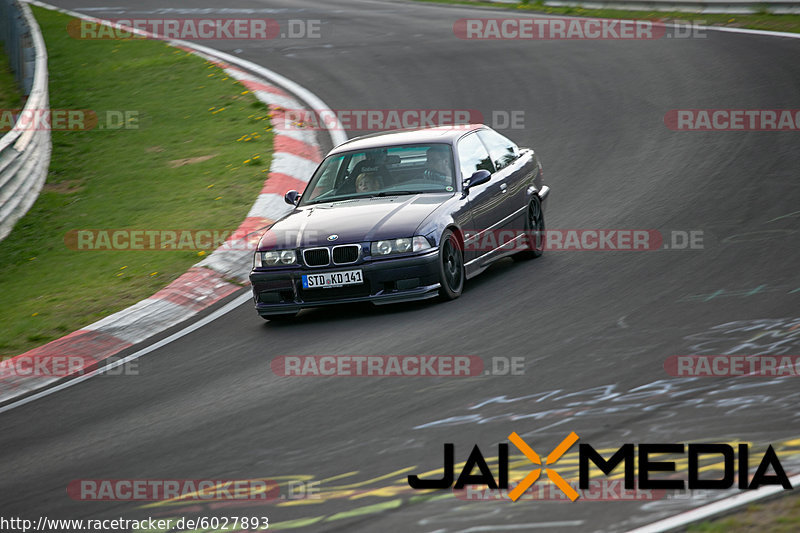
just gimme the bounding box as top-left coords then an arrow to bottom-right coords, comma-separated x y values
284,190 -> 301,205
463,170 -> 491,193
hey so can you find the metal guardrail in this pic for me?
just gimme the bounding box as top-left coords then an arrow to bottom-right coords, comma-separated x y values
0,0 -> 51,243
540,0 -> 800,14
501,0 -> 800,13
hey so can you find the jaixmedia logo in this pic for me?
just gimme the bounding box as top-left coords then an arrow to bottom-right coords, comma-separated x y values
408,432 -> 793,501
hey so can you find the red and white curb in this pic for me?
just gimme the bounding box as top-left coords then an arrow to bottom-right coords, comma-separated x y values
1,2 -> 344,404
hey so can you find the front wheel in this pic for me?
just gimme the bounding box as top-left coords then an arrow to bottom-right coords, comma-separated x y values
514,197 -> 545,261
438,229 -> 464,300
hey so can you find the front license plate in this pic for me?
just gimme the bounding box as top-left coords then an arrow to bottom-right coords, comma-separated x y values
302,269 -> 363,289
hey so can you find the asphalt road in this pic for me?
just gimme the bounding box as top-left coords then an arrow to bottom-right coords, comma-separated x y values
2,1 -> 800,532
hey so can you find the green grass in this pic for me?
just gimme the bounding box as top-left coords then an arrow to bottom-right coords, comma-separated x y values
414,0 -> 800,34
0,42 -> 23,112
689,494 -> 800,532
0,7 -> 275,357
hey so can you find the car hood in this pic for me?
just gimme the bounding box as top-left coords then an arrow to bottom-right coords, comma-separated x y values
258,194 -> 451,250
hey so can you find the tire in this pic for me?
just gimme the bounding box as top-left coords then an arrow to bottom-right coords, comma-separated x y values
261,313 -> 297,322
514,196 -> 545,261
438,229 -> 465,300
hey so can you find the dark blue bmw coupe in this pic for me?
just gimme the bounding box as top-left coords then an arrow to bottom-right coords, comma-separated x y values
249,124 -> 550,320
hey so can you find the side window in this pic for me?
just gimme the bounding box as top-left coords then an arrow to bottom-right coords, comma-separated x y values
477,129 -> 519,171
457,133 -> 495,180
304,155 -> 346,202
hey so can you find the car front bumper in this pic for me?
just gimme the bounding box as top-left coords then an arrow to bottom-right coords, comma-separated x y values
249,249 -> 441,315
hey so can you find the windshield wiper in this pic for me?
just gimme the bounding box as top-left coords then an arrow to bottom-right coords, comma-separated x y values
304,196 -> 361,205
305,191 -> 428,204
372,190 -> 427,197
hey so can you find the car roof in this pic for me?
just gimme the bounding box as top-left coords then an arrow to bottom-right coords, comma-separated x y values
328,124 -> 486,155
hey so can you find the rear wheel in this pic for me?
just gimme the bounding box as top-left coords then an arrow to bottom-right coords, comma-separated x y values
514,197 -> 545,261
438,229 -> 464,300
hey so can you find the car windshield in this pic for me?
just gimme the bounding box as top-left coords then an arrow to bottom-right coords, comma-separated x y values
299,143 -> 456,206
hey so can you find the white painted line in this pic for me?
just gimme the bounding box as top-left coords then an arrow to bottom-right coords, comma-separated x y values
625,472 -> 800,533
693,24 -> 800,40
456,522 -> 584,532
0,292 -> 252,415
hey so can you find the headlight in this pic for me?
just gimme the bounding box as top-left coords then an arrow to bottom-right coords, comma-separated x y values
254,249 -> 297,267
373,240 -> 393,256
371,236 -> 432,256
412,236 -> 432,252
280,250 -> 296,264
395,238 -> 412,253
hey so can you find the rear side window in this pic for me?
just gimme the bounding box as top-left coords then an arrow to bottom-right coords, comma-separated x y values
477,129 -> 519,171
457,133 -> 494,179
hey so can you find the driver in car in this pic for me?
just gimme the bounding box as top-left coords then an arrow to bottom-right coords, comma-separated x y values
423,145 -> 452,185
355,171 -> 382,193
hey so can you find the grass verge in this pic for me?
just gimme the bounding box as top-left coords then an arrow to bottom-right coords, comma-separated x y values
0,6 -> 275,357
413,0 -> 800,34
0,42 -> 23,113
689,493 -> 800,532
